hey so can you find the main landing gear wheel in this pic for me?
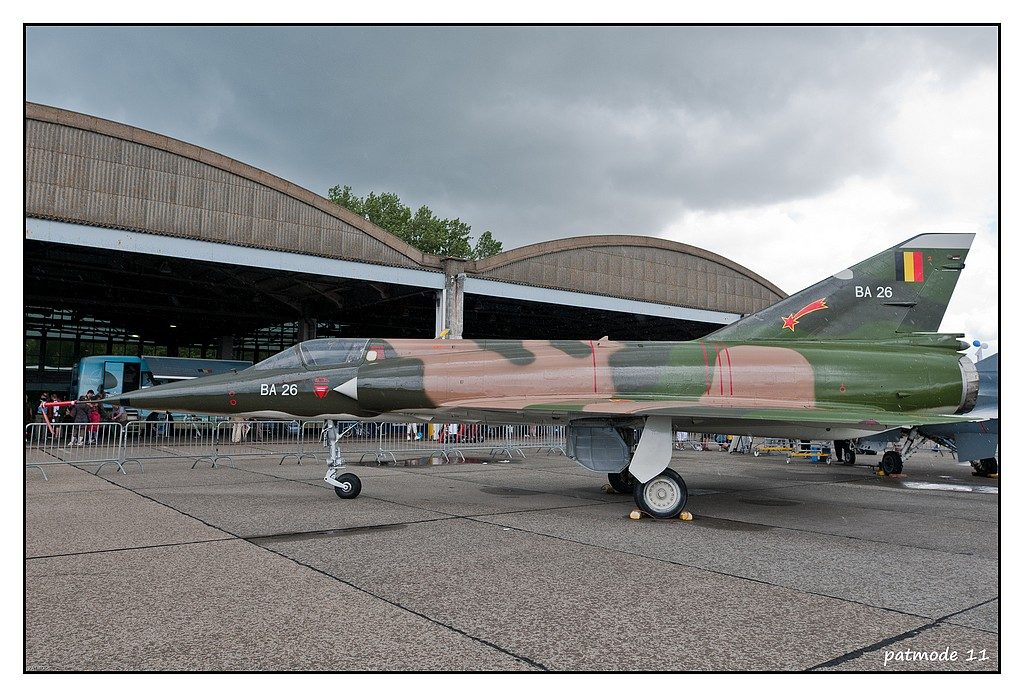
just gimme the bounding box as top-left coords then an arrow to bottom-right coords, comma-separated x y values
333,473 -> 362,499
971,458 -> 998,476
633,468 -> 688,519
608,471 -> 637,495
834,440 -> 856,465
880,452 -> 903,475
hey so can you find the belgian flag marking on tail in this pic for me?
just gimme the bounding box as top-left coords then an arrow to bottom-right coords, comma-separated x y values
897,250 -> 925,283
705,233 -> 973,342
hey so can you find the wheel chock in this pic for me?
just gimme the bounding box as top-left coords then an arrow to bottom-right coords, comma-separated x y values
988,473 -> 999,479
602,484 -> 616,494
875,468 -> 887,477
628,509 -> 694,521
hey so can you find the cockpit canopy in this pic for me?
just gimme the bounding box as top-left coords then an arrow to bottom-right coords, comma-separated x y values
251,338 -> 371,371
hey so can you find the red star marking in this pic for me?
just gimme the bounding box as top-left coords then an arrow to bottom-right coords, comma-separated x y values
780,298 -> 828,332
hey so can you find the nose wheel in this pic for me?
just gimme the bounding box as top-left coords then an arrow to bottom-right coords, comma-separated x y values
633,467 -> 688,518
331,472 -> 362,499
326,468 -> 362,499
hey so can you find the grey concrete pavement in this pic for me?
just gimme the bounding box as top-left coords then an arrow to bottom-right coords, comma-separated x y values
24,446 -> 999,671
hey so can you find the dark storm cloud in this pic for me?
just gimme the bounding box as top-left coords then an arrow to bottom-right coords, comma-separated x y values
26,26 -> 996,247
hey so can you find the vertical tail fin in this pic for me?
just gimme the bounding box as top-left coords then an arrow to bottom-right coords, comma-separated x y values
707,233 -> 975,341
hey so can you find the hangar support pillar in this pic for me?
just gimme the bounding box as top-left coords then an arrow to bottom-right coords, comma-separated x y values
297,317 -> 317,342
219,335 -> 234,360
439,258 -> 466,339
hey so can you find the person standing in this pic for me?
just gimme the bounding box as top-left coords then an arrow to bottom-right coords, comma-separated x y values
36,393 -> 49,423
70,397 -> 90,446
156,411 -> 171,439
49,394 -> 63,442
97,391 -> 112,421
56,396 -> 73,443
87,400 -> 101,445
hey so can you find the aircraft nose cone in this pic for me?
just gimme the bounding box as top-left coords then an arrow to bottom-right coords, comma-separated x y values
114,380 -> 226,413
111,366 -> 367,417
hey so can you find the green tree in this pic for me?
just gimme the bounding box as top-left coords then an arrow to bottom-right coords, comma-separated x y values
327,185 -> 503,260
472,231 -> 503,260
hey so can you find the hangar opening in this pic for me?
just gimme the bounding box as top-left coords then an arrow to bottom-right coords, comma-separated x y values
24,240 -> 437,393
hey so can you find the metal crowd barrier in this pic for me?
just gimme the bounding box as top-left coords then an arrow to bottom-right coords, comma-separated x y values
25,418 -> 569,478
357,422 -> 567,464
122,419 -> 220,469
25,422 -> 125,476
458,423 -> 566,459
484,424 -> 567,459
358,423 -> 452,464
214,419 -> 325,467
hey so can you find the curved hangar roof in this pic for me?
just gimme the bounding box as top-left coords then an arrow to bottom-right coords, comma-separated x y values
25,102 -> 785,317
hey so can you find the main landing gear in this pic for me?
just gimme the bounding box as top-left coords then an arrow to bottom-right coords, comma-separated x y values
833,440 -> 857,465
323,420 -> 362,500
607,470 -> 637,495
609,468 -> 690,518
569,417 -> 689,519
971,457 -> 998,477
879,451 -> 904,475
632,467 -> 689,519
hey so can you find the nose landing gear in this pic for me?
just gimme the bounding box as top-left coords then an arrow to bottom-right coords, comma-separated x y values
323,420 -> 362,499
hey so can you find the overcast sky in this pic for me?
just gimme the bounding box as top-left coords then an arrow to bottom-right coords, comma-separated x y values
25,26 -> 998,348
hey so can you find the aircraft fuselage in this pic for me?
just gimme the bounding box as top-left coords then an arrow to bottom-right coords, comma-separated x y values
114,337 -> 975,440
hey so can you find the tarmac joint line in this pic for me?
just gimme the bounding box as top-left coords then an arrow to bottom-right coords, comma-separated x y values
261,542 -> 552,672
807,596 -> 999,670
26,536 -> 238,560
64,463 -> 550,671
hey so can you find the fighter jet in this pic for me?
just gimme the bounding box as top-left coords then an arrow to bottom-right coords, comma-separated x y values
111,233 -> 984,518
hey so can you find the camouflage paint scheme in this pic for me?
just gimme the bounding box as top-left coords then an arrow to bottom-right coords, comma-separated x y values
113,234 -> 982,441
858,353 -> 999,463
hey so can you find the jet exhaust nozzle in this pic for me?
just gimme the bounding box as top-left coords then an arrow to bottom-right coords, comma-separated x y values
956,354 -> 980,414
